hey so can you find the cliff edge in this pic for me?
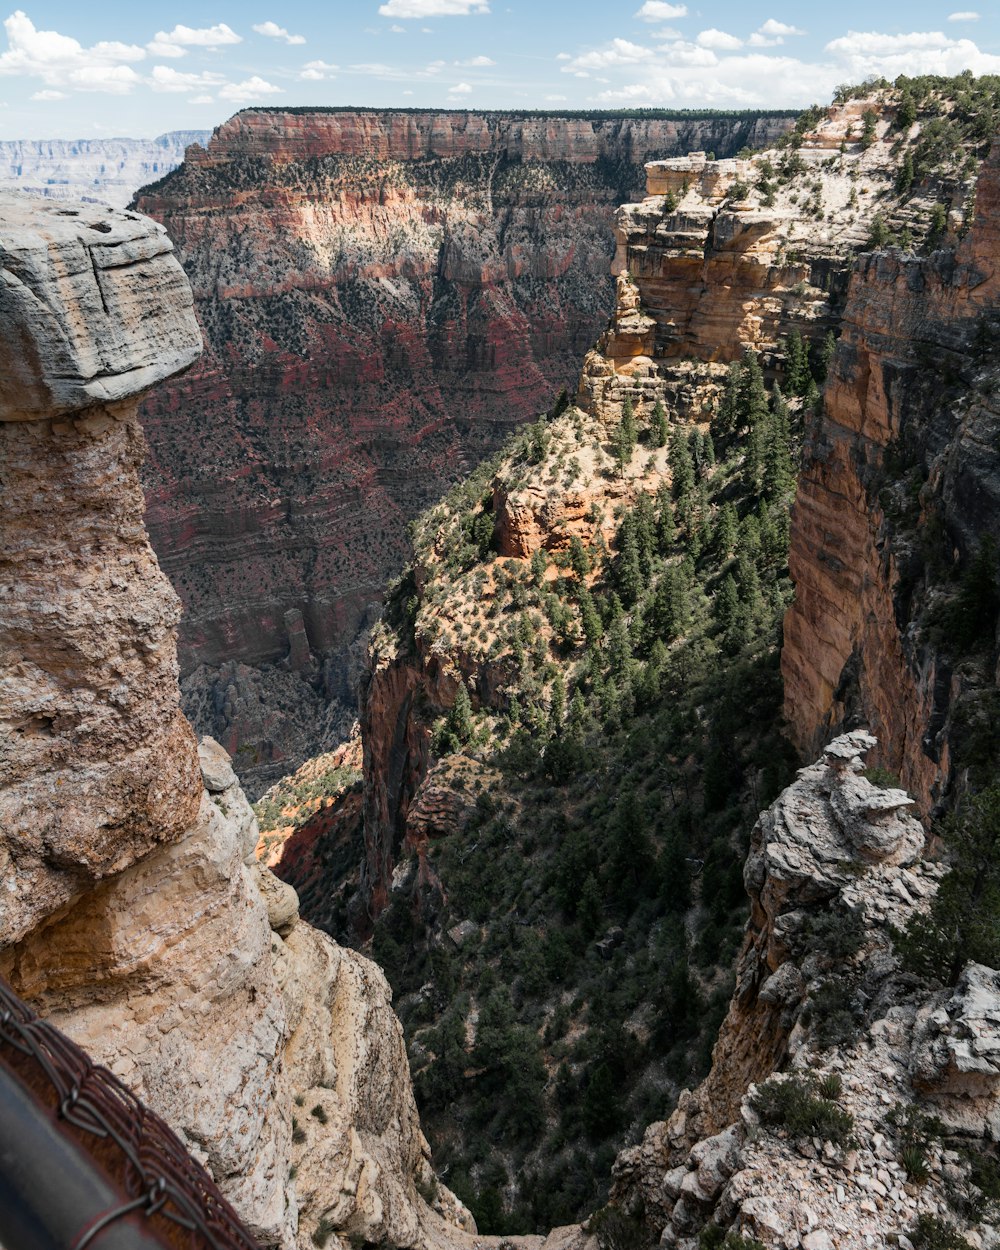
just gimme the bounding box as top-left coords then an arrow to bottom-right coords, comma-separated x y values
0,193 -> 470,1250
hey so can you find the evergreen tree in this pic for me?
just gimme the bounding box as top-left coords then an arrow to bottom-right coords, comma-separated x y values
578,588 -> 604,647
669,427 -> 695,500
714,502 -> 739,560
614,396 -> 638,474
868,212 -> 890,249
650,399 -> 669,447
897,88 -> 916,130
646,566 -> 687,643
656,483 -> 676,552
703,432 -> 716,468
763,413 -> 796,501
895,150 -> 914,197
929,202 -> 948,244
784,328 -> 811,397
568,690 -> 589,739
717,360 -> 742,437
896,786 -> 1000,985
815,333 -> 837,384
714,573 -> 739,630
614,529 -> 643,607
549,672 -> 566,734
445,683 -> 474,748
738,347 -> 769,427
634,492 -> 657,569
530,546 -> 548,587
568,535 -> 591,581
606,615 -> 635,678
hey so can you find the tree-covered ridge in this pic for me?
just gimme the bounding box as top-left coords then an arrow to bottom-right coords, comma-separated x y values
370,335 -> 834,1231
238,105 -> 799,122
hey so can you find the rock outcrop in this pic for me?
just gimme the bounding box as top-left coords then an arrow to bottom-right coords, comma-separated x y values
612,733 -> 1000,1250
136,106 -> 795,794
0,193 -> 467,1250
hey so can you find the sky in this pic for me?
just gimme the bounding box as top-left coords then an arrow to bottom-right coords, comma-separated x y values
0,1 -> 998,139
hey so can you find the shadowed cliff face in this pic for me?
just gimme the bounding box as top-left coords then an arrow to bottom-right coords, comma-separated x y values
136,108 -> 794,795
783,138 -> 1000,813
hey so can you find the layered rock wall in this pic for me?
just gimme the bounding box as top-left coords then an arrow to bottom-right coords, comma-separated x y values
0,194 -> 468,1250
136,107 -> 795,793
782,139 -> 1000,811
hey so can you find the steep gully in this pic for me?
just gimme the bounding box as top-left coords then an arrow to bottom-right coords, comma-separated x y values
136,108 -> 795,796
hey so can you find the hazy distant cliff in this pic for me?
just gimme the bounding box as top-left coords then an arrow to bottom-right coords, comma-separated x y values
0,131 -> 209,207
136,106 -> 795,794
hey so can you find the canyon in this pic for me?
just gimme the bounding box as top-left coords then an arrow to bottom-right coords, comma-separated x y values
257,83 -> 1000,1229
4,75 -> 1000,1250
0,132 -> 209,207
135,106 -> 796,796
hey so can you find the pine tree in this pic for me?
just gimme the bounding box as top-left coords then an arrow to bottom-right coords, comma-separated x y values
656,483 -> 676,552
895,150 -> 914,197
714,573 -> 739,630
714,502 -> 739,560
669,427 -> 695,500
650,399 -> 669,447
530,547 -> 548,587
634,492 -> 657,568
614,396 -> 638,474
703,432 -> 716,468
578,873 -> 603,938
448,683 -> 474,745
718,360 -> 742,437
738,347 -> 769,427
568,690 -> 589,739
578,587 -> 604,647
606,615 -> 635,677
569,535 -> 591,580
897,88 -> 916,131
549,672 -> 566,734
784,328 -> 811,397
763,413 -> 796,501
614,525 -> 643,607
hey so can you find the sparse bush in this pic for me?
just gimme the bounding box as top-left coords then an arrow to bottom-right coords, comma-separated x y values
751,1075 -> 855,1146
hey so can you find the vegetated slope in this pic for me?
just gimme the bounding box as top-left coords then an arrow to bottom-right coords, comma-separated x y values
362,370 -> 805,1230
135,107 -> 795,797
261,77 -> 1000,1233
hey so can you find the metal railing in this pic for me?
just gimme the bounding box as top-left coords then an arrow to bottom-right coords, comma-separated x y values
0,977 -> 262,1250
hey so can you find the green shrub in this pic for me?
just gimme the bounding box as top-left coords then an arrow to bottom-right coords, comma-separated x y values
751,1075 -> 855,1146
908,1215 -> 972,1250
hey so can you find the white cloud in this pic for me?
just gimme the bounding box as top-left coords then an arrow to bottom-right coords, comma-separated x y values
189,93 -> 214,103
635,2 -> 688,20
555,52 -> 570,60
147,39 -> 186,58
658,39 -> 718,66
149,64 -> 225,92
696,28 -> 743,49
748,33 -> 781,47
591,27 -> 1000,111
457,54 -> 494,64
759,18 -> 805,36
70,65 -> 142,93
299,58 -> 337,80
377,0 -> 489,17
148,23 -> 241,58
390,24 -> 405,32
31,87 -> 65,99
562,37 -> 655,71
217,74 -> 283,102
825,29 -> 1000,80
545,93 -> 567,100
948,10 -> 980,19
448,80 -> 472,92
253,21 -> 306,45
0,11 -> 147,91
403,87 -> 414,93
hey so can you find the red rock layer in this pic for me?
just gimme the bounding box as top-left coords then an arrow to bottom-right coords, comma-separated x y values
136,108 -> 794,794
783,140 -> 1000,812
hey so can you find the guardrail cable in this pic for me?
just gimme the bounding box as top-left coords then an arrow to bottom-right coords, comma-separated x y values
0,976 -> 262,1250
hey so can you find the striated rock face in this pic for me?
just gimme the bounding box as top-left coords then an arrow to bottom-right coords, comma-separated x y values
136,107 -> 794,794
0,193 -> 468,1250
782,138 -> 1000,812
611,734 -> 1000,1250
0,132 -> 210,208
